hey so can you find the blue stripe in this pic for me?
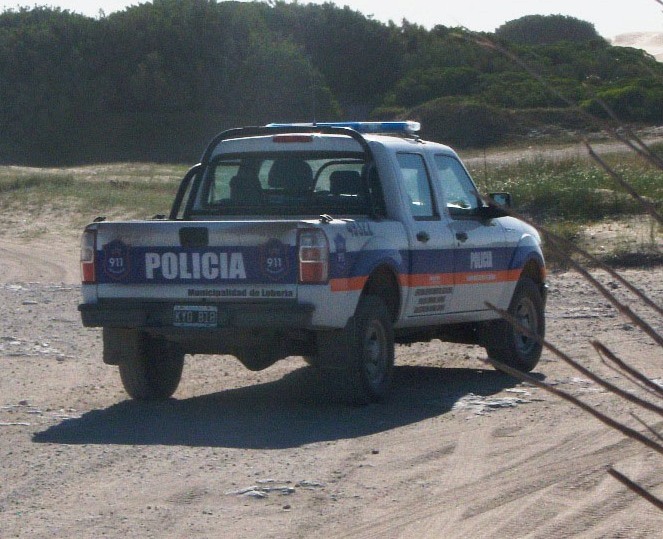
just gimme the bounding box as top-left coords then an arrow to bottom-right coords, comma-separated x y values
97,243 -> 539,285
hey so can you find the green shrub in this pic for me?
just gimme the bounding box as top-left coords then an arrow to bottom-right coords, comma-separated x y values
495,15 -> 603,45
471,155 -> 662,222
581,81 -> 663,123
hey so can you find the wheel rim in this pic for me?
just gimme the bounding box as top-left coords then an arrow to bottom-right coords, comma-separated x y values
363,320 -> 388,388
513,296 -> 539,356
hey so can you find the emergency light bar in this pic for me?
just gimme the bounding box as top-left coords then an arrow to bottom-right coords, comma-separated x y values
266,121 -> 421,135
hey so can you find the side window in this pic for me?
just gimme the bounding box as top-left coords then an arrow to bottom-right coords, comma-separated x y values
433,155 -> 480,217
396,153 -> 436,219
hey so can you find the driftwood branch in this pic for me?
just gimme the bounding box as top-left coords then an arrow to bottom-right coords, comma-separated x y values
546,236 -> 663,348
607,468 -> 663,511
629,414 -> 663,443
477,193 -> 663,318
585,141 -> 663,225
486,302 -> 663,417
470,25 -> 662,515
592,340 -> 663,398
483,356 -> 663,456
469,33 -> 663,171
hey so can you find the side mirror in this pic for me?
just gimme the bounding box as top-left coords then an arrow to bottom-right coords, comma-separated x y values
488,192 -> 512,209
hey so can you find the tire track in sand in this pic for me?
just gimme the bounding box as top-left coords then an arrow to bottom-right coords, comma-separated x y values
332,424 -> 661,538
0,239 -> 78,284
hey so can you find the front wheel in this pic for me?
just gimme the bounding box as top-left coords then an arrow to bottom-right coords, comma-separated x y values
118,335 -> 184,401
345,296 -> 395,404
486,277 -> 544,372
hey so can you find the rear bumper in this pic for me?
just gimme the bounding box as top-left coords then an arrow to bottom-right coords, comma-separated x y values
79,300 -> 315,329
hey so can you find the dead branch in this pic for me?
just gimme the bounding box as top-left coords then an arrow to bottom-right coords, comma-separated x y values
486,302 -> 663,417
483,356 -> 663,456
608,467 -> 663,511
599,357 -> 662,401
630,414 -> 663,443
585,141 -> 663,225
468,34 -> 663,171
585,100 -> 663,170
469,20 -> 663,516
593,340 -> 663,398
542,230 -> 662,319
546,236 -> 663,349
477,192 -> 663,318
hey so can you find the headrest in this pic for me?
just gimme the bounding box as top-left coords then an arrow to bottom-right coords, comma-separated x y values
268,159 -> 314,193
330,170 -> 361,196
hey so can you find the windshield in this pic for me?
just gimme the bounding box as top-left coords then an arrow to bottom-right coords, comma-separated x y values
191,151 -> 379,217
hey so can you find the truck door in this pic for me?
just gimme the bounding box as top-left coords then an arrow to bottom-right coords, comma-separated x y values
431,154 -> 508,314
395,153 -> 457,323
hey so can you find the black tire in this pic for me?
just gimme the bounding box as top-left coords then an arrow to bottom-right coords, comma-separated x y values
118,335 -> 184,401
486,277 -> 544,372
346,296 -> 395,404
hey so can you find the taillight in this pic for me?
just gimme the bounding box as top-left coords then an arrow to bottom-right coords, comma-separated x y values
298,229 -> 329,284
80,229 -> 96,284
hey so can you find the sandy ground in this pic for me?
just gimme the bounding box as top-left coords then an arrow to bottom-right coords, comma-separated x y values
0,230 -> 662,538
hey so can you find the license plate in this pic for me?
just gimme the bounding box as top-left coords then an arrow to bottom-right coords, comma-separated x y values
173,305 -> 218,328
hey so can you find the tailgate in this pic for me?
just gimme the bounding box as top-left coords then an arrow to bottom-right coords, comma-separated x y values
92,220 -> 301,301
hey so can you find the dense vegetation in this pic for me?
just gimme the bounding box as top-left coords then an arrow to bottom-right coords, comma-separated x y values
1,0 -> 662,165
493,14 -> 601,45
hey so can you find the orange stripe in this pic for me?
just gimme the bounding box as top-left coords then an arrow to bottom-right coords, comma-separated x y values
331,269 -> 522,292
454,269 -> 521,285
400,273 -> 455,287
330,276 -> 368,292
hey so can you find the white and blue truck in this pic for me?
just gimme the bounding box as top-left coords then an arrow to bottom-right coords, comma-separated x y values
79,122 -> 546,403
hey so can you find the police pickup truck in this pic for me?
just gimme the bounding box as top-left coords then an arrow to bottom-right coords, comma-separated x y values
79,121 -> 546,403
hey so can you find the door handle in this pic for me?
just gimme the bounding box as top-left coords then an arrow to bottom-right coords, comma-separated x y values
416,231 -> 430,243
456,231 -> 468,243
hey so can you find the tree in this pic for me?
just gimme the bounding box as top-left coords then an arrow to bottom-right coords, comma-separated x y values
0,2 -> 662,164
266,1 -> 404,114
495,14 -> 605,45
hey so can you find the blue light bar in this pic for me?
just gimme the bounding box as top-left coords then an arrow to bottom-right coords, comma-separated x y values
266,121 -> 421,135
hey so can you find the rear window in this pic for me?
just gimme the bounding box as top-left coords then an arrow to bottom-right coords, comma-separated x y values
192,152 -> 377,216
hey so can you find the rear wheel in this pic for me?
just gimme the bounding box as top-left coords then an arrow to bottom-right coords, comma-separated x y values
118,335 -> 184,400
345,296 -> 395,404
486,277 -> 544,372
